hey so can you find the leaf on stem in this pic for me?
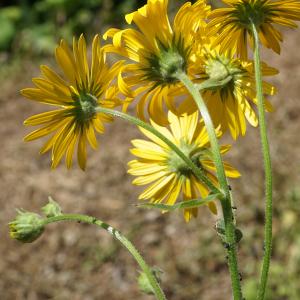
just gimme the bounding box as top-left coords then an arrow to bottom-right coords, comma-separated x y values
136,193 -> 221,211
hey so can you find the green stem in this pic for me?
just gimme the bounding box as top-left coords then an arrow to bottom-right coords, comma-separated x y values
176,71 -> 243,300
195,76 -> 233,91
95,107 -> 221,196
251,23 -> 273,300
43,214 -> 166,300
176,73 -> 229,196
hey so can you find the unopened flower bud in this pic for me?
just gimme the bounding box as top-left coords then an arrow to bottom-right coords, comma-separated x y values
42,197 -> 62,218
9,210 -> 44,243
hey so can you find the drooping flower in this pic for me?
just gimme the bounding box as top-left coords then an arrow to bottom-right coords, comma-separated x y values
9,210 -> 45,243
22,35 -> 123,170
103,0 -> 210,125
174,37 -> 278,139
128,111 -> 240,222
208,0 -> 300,59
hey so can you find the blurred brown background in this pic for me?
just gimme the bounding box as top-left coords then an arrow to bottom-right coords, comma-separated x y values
1,1 -> 300,299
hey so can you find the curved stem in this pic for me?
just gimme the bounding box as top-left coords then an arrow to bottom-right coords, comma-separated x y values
95,107 -> 221,196
43,214 -> 166,300
251,23 -> 273,300
176,71 -> 243,300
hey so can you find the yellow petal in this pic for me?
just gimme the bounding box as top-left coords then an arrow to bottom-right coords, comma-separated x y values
86,123 -> 98,150
52,121 -> 76,168
77,129 -> 87,170
132,170 -> 169,185
139,174 -> 175,200
130,148 -> 168,161
65,130 -> 78,169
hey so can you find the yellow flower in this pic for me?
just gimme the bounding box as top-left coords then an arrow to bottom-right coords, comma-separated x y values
22,35 -> 123,170
175,40 -> 278,139
103,0 -> 210,125
128,111 -> 240,222
208,0 -> 300,59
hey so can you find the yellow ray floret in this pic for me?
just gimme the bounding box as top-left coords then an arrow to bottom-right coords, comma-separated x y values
208,0 -> 300,59
128,111 -> 241,222
22,35 -> 123,170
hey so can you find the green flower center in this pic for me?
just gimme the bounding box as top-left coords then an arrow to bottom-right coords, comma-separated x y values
233,0 -> 266,28
73,92 -> 98,122
143,36 -> 189,87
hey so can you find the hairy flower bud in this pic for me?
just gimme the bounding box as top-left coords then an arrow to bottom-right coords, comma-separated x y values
9,210 -> 45,243
42,197 -> 62,218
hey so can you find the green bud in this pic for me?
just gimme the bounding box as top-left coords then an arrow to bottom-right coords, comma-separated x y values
137,267 -> 163,295
215,218 -> 243,244
9,209 -> 45,243
42,197 -> 62,218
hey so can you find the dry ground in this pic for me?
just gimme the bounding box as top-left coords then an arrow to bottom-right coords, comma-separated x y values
0,30 -> 300,300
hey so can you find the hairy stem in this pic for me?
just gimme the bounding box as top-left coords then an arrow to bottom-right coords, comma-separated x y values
252,23 -> 273,300
43,214 -> 166,300
176,71 -> 243,300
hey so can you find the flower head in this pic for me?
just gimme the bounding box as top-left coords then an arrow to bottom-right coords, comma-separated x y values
128,111 -> 240,222
104,0 -> 210,125
176,39 -> 278,139
208,0 -> 300,59
22,35 -> 123,170
9,210 -> 45,243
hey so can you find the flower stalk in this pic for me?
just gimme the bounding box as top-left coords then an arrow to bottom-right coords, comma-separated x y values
251,22 -> 273,300
42,213 -> 167,300
175,71 -> 243,300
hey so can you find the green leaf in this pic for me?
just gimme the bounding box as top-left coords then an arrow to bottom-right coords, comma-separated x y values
137,193 -> 221,211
